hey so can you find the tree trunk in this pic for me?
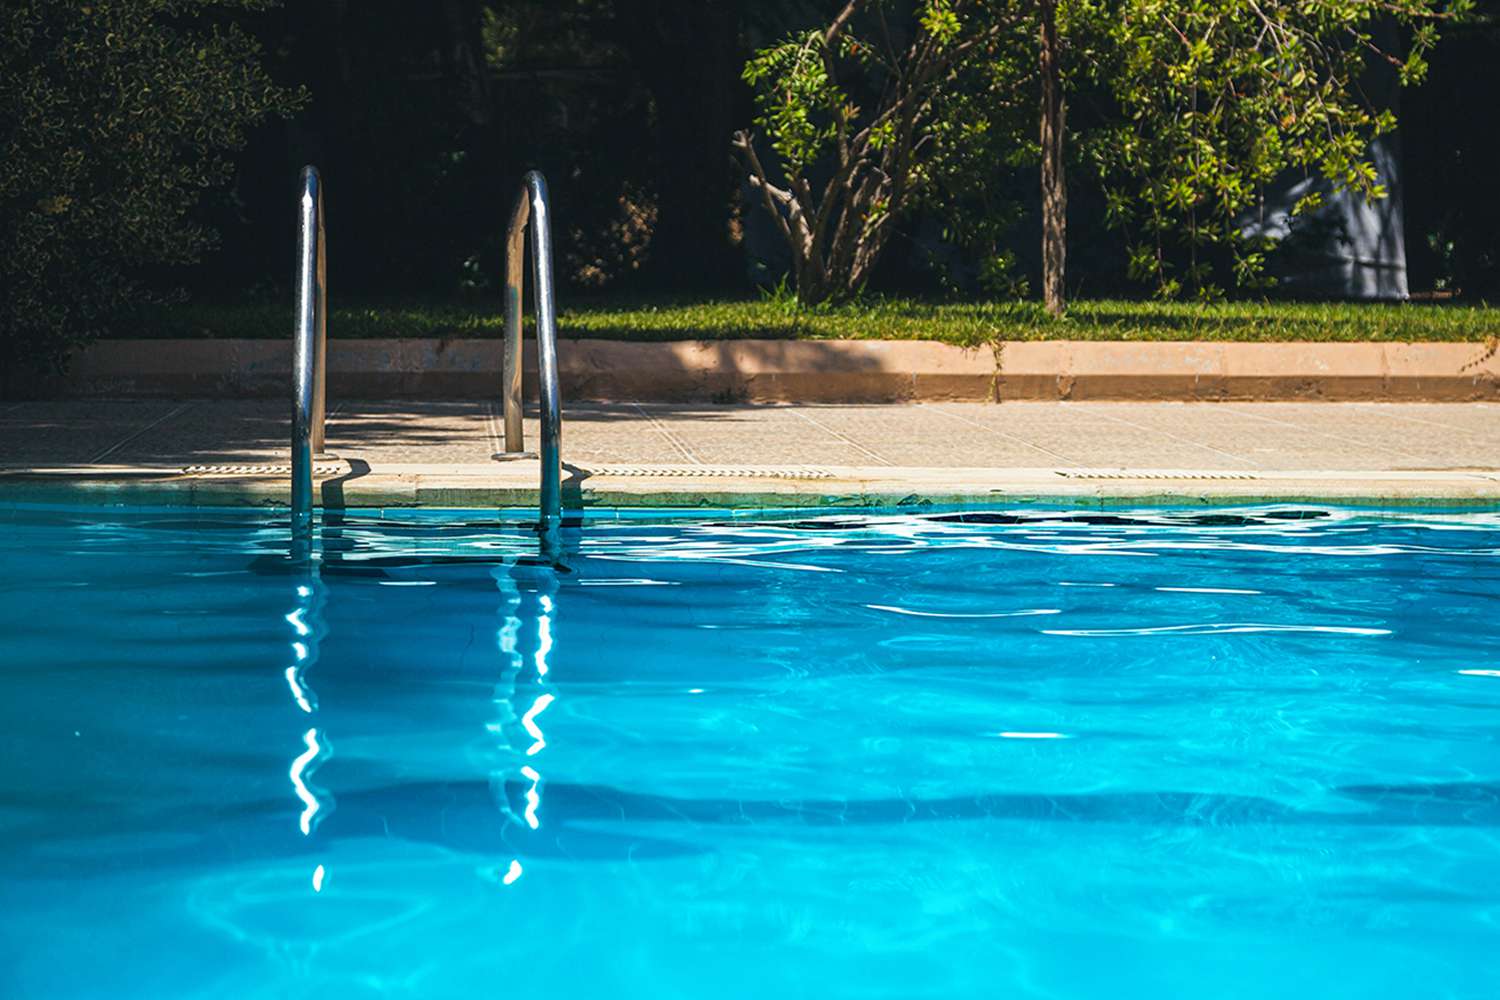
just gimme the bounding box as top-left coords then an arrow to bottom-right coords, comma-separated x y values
1039,0 -> 1066,316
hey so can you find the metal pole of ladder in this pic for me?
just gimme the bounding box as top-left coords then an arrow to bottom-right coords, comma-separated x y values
501,170 -> 563,542
292,165 -> 327,537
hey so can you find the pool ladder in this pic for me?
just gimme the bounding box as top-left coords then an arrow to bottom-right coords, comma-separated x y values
291,167 -> 564,545
290,166 -> 326,535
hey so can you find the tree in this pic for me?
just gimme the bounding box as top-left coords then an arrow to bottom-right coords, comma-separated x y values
1037,0 -> 1064,314
737,0 -> 1466,310
1074,0 -> 1470,301
734,0 -> 1028,304
0,0 -> 302,380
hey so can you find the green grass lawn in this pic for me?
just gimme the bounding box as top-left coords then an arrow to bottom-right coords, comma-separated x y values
139,297 -> 1500,346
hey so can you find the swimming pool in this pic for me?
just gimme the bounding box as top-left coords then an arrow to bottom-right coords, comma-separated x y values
1,504 -> 1496,998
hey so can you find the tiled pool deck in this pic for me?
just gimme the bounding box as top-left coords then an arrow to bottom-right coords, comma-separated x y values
2,399 -> 1498,507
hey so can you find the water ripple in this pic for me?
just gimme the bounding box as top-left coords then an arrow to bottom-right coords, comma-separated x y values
867,604 -> 1062,619
1042,622 -> 1392,637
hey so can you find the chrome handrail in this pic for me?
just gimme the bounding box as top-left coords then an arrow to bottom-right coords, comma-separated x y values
292,165 -> 327,532
501,170 -> 562,538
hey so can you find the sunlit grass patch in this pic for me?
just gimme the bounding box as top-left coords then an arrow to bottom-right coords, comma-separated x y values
139,296 -> 1500,345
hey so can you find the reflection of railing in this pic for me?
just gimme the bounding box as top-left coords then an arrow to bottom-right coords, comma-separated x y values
285,570 -> 330,893
489,561 -> 558,887
292,165 -> 328,535
500,171 -> 563,541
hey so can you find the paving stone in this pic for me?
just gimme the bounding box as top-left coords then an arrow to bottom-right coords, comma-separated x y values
2,399 -> 1498,506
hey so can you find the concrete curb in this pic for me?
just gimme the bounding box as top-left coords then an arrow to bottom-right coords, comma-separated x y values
5,462 -> 1500,509
42,337 -> 1500,402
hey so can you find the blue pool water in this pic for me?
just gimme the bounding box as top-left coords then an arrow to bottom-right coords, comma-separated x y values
1,504 -> 1498,999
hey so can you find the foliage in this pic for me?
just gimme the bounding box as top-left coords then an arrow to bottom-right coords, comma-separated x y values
0,0 -> 302,377
737,0 -> 1468,308
140,296 -> 1500,346
1074,0 -> 1471,299
735,0 -> 1031,304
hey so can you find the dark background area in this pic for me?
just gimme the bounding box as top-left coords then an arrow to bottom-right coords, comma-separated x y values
1400,8 -> 1500,298
189,0 -> 1500,305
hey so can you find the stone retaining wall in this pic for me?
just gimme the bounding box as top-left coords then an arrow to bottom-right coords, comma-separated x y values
40,338 -> 1500,401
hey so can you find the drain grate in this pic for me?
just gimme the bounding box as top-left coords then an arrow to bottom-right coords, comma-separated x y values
183,463 -> 345,477
1056,470 -> 1259,481
584,464 -> 835,480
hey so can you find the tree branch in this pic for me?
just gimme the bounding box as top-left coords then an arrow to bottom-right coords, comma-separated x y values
823,0 -> 865,48
731,130 -> 796,251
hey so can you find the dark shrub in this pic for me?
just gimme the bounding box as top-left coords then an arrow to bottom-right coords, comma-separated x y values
0,0 -> 302,382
